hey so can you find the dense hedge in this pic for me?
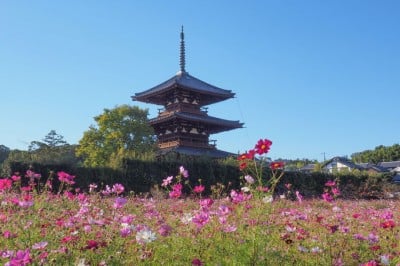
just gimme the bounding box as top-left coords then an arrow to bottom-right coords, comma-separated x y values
7,160 -> 397,199
278,171 -> 396,199
7,159 -> 241,195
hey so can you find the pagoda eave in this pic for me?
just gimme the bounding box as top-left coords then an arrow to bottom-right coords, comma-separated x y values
149,112 -> 242,128
132,72 -> 235,106
157,146 -> 236,158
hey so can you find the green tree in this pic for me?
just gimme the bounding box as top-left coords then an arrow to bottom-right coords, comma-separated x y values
0,145 -> 10,165
28,130 -> 77,165
1,131 -> 78,175
351,143 -> 400,163
76,105 -> 156,167
29,130 -> 68,151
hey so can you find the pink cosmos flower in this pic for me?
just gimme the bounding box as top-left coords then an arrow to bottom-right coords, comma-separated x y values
57,171 -> 75,185
0,178 -> 12,191
26,170 -> 41,179
218,205 -> 230,216
244,175 -> 255,184
380,210 -> 393,220
120,215 -> 135,224
380,220 -> 395,229
11,175 -> 21,182
169,183 -> 183,199
120,227 -> 132,237
158,224 -> 172,236
1,250 -> 14,259
83,225 -> 92,232
113,197 -> 128,209
223,225 -> 237,233
64,191 -> 74,200
84,240 -> 99,250
230,190 -> 250,204
112,183 -> 125,195
32,241 -> 48,250
192,258 -> 203,266
179,166 -> 189,178
325,180 -> 336,187
20,186 -> 32,192
322,192 -> 333,202
353,233 -> 366,241
162,176 -> 173,187
199,198 -> 214,209
295,191 -> 303,203
368,233 -> 379,244
18,200 -> 34,208
102,185 -> 112,196
5,249 -> 32,266
193,185 -> 205,194
218,216 -> 227,224
169,189 -> 182,199
192,211 -> 210,228
332,187 -> 341,196
3,231 -> 15,239
254,138 -> 272,155
257,186 -> 269,193
89,183 -> 97,193
360,260 -> 379,266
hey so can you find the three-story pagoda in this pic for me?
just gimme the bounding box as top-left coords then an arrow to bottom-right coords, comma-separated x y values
132,28 -> 243,158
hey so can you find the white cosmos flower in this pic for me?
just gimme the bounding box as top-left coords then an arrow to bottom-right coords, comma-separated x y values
136,229 -> 157,244
241,187 -> 250,193
262,195 -> 273,203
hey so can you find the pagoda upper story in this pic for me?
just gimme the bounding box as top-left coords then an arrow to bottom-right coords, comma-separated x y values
132,27 -> 243,158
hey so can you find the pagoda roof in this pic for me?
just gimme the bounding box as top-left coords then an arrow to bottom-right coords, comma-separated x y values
158,146 -> 236,158
149,111 -> 243,134
132,71 -> 235,106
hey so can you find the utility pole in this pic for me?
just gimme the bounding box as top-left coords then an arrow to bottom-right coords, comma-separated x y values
321,152 -> 326,162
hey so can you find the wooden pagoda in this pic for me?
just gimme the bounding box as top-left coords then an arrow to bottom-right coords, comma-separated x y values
132,27 -> 243,158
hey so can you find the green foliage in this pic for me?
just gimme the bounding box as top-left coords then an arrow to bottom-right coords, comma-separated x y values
1,131 -> 78,176
279,171 -> 396,200
351,143 -> 400,163
279,158 -> 318,171
76,105 -> 156,168
0,144 -> 10,164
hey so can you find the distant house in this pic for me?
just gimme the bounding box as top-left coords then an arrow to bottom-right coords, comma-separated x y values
391,166 -> 400,173
322,157 -> 363,173
357,163 -> 387,174
378,161 -> 400,172
321,157 -> 400,184
391,166 -> 400,183
299,163 -> 316,173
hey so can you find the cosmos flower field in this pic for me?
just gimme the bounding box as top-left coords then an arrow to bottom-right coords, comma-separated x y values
1,139 -> 399,265
1,174 -> 400,265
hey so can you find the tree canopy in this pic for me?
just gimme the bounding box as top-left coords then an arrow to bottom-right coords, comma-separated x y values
0,145 -> 10,165
1,131 -> 78,175
76,105 -> 156,167
351,144 -> 400,163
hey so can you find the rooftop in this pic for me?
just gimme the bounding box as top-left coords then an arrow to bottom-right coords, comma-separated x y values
149,111 -> 243,134
132,71 -> 235,106
158,145 -> 236,158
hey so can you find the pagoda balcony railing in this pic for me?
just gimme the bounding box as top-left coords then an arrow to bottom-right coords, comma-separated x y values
158,139 -> 216,149
159,104 -> 207,115
159,140 -> 180,149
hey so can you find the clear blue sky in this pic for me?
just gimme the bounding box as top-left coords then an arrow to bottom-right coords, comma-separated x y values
1,1 -> 399,161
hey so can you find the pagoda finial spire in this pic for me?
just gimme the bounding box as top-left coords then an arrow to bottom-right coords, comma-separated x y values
179,25 -> 186,73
